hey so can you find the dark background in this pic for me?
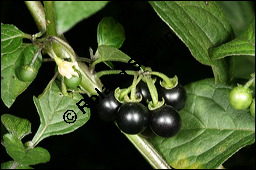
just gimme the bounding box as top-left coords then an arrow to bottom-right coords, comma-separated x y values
1,1 -> 255,169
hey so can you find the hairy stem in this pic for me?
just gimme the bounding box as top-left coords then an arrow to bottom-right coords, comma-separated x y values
149,72 -> 177,89
43,1 -> 58,36
145,78 -> 158,106
95,70 -> 135,79
25,1 -> 46,33
244,73 -> 255,89
130,73 -> 138,101
124,134 -> 171,169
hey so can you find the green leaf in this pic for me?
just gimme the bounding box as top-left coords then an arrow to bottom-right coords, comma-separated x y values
211,59 -> 229,85
91,45 -> 131,68
217,1 -> 254,36
55,1 -> 109,33
1,161 -> 32,169
210,20 -> 255,60
1,24 -> 30,51
149,1 -> 234,83
19,147 -> 50,165
31,82 -> 90,146
103,61 -> 114,69
148,78 -> 255,169
229,55 -> 255,80
97,17 -> 125,49
3,134 -> 26,162
1,114 -> 31,139
3,134 -> 50,165
1,24 -> 42,108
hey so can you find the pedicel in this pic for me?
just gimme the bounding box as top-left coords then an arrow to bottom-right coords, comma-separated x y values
76,58 -> 143,114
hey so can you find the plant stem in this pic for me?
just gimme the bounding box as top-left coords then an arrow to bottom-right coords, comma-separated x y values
149,71 -> 177,88
145,78 -> 158,106
43,1 -> 58,36
25,1 -> 46,33
116,76 -> 143,102
95,70 -> 135,79
124,134 -> 171,169
130,73 -> 139,101
244,73 -> 255,89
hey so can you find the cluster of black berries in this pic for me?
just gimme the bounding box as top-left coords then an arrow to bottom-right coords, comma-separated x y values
95,81 -> 186,138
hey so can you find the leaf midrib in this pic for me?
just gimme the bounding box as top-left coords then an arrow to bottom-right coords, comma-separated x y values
1,34 -> 28,41
32,87 -> 62,145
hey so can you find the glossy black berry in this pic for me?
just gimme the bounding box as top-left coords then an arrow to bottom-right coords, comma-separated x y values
136,81 -> 152,104
97,91 -> 121,121
150,105 -> 181,138
116,102 -> 149,134
159,83 -> 187,111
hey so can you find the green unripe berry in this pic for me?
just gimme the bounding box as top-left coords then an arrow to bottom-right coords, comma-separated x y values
229,86 -> 253,110
18,65 -> 37,82
64,71 -> 82,89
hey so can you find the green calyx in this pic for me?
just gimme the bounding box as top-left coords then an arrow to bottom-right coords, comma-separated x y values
148,99 -> 165,111
160,75 -> 178,89
114,74 -> 143,103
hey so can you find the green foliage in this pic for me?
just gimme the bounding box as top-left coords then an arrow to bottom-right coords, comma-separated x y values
97,17 -> 125,49
217,1 -> 255,81
91,45 -> 131,68
32,82 -> 90,146
1,1 -> 255,169
3,134 -> 50,166
3,134 -> 28,163
149,1 -> 234,83
54,1 -> 109,33
149,78 -> 255,169
96,17 -> 126,69
1,114 -> 31,140
210,20 -> 255,60
1,24 -> 42,108
217,1 -> 254,36
1,161 -> 32,169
